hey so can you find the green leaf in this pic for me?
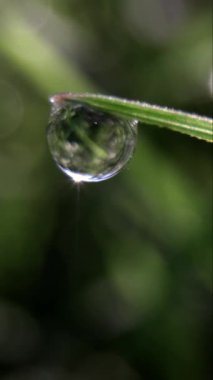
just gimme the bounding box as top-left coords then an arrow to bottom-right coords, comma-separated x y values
62,93 -> 213,142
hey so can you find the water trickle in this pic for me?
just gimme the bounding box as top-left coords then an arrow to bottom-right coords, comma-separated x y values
47,94 -> 138,182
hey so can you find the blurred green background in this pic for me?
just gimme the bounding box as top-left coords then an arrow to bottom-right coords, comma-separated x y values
0,0 -> 212,379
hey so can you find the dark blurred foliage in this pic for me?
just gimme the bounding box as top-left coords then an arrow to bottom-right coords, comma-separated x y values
0,0 -> 212,379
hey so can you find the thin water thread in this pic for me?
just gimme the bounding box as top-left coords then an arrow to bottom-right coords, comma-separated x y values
74,184 -> 81,255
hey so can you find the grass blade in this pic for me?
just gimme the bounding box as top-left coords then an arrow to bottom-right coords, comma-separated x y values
59,93 -> 213,142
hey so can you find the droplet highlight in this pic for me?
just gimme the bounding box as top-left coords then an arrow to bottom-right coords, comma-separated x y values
47,94 -> 138,182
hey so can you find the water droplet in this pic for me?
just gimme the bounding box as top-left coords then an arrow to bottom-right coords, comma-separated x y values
47,94 -> 138,182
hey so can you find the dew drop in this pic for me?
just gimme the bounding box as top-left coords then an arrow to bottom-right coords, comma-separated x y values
47,94 -> 138,183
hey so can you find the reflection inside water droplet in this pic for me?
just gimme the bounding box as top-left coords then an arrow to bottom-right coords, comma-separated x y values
47,94 -> 137,182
